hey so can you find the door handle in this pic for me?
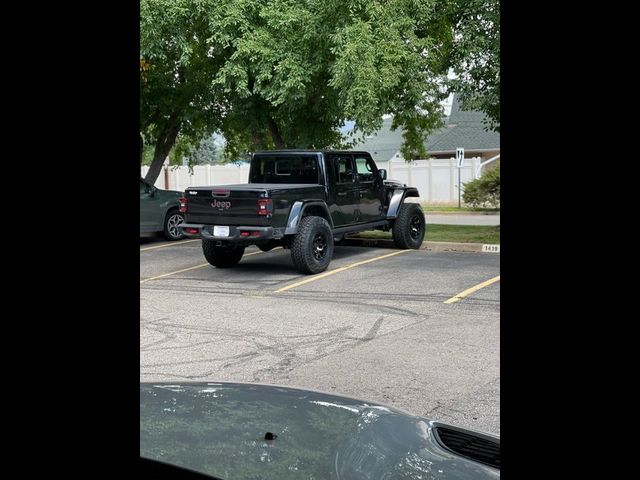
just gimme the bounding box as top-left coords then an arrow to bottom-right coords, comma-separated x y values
337,192 -> 347,197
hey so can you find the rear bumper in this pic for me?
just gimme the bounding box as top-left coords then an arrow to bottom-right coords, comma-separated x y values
179,223 -> 282,245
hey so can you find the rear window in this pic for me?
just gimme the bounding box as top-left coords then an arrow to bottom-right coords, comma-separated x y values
250,155 -> 320,184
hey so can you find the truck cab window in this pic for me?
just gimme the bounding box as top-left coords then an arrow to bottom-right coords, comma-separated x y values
250,155 -> 320,184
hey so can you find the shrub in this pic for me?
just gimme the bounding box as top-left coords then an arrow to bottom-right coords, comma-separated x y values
462,166 -> 500,208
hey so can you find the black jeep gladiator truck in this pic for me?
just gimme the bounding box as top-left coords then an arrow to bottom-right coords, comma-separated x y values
179,150 -> 425,274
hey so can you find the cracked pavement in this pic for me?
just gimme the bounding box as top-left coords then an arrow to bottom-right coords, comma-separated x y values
140,237 -> 500,434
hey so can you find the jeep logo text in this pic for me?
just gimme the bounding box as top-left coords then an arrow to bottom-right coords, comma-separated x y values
211,200 -> 231,209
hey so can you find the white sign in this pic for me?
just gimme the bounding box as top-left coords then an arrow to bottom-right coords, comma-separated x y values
456,148 -> 465,168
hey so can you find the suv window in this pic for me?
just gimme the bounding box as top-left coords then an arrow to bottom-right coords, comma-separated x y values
355,155 -> 376,182
250,155 -> 320,184
334,155 -> 355,184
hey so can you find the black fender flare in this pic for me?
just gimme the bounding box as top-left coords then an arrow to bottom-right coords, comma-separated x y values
386,187 -> 420,219
285,200 -> 334,234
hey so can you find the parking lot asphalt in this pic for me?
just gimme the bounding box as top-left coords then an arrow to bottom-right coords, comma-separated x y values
140,235 -> 500,434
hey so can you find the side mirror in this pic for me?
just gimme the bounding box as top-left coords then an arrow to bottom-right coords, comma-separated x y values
378,169 -> 387,181
146,186 -> 156,197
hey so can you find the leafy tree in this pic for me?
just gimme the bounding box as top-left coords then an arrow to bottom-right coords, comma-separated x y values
141,0 -> 456,182
443,0 -> 500,131
140,0 -> 226,183
188,135 -> 225,165
213,0 -> 452,161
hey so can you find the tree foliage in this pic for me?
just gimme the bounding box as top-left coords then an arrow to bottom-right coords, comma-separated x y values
189,135 -> 224,165
140,0 -> 226,182
140,0 -> 499,183
443,0 -> 500,131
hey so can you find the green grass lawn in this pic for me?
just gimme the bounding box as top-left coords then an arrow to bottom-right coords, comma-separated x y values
351,224 -> 500,244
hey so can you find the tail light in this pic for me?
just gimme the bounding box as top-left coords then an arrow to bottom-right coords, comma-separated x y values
184,227 -> 199,234
179,197 -> 188,213
257,198 -> 273,216
240,230 -> 262,237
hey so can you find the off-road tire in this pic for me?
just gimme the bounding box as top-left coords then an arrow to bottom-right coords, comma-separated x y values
392,203 -> 425,249
202,240 -> 245,268
291,216 -> 334,274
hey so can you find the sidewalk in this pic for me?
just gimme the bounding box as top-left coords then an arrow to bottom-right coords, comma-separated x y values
343,237 -> 500,252
426,213 -> 500,226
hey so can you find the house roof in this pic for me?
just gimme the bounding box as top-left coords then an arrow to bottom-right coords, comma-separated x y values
425,95 -> 500,153
351,94 -> 500,160
348,119 -> 406,161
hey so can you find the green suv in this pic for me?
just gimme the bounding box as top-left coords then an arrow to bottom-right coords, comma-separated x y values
139,178 -> 185,241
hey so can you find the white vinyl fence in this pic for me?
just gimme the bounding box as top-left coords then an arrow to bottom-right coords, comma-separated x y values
142,163 -> 251,193
141,156 -> 483,203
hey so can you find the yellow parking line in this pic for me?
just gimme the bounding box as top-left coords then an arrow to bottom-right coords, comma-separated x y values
444,275 -> 500,304
140,239 -> 199,252
275,249 -> 412,293
140,263 -> 209,284
139,248 -> 280,284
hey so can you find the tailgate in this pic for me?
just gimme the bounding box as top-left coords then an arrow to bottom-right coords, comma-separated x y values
184,186 -> 270,226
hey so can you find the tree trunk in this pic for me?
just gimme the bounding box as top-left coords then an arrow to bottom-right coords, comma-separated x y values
144,115 -> 181,185
251,126 -> 266,151
267,118 -> 285,149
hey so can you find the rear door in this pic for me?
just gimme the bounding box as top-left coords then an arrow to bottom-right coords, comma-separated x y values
329,154 -> 359,227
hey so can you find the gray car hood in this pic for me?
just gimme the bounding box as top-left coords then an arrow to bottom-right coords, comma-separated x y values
140,382 -> 499,480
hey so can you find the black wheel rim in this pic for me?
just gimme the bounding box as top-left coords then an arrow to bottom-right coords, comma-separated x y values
312,233 -> 328,261
409,214 -> 423,240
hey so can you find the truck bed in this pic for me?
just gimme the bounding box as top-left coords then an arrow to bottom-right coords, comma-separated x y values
184,183 -> 326,226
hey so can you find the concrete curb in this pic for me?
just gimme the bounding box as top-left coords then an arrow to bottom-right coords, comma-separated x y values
342,237 -> 499,253
422,241 -> 485,252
